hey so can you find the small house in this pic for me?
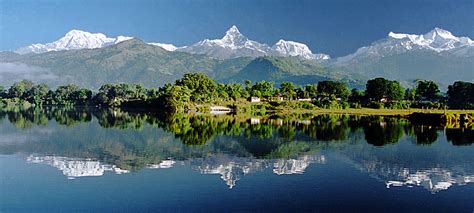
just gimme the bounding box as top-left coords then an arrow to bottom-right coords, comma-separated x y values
272,96 -> 284,101
297,98 -> 312,101
249,97 -> 261,103
250,118 -> 261,125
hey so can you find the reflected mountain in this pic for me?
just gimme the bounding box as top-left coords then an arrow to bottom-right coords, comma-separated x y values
336,129 -> 474,193
27,155 -> 129,179
26,153 -> 326,189
385,168 -> 473,193
191,154 -> 326,188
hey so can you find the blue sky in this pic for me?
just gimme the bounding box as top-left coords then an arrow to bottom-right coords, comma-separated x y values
1,0 -> 473,57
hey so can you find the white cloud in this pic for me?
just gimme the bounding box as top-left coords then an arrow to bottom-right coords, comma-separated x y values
0,63 -> 58,86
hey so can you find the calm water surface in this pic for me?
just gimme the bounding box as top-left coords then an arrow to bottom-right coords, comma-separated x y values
1,108 -> 473,212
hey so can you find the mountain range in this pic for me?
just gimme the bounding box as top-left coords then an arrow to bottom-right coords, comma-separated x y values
14,26 -> 329,61
1,26 -> 473,88
333,27 -> 474,86
177,25 -> 330,61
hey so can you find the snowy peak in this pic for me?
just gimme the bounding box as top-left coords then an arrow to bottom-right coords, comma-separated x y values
148,43 -> 178,51
387,28 -> 473,52
178,25 -> 271,59
179,25 -> 330,60
426,27 -> 457,40
13,25 -> 332,60
15,29 -> 133,54
271,39 -> 330,60
224,25 -> 243,39
272,39 -> 313,56
221,25 -> 249,46
115,36 -> 134,44
192,25 -> 260,49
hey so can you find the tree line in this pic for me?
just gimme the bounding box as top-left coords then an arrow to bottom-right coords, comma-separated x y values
1,73 -> 473,111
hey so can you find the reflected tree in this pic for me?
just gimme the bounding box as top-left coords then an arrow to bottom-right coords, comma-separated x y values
363,117 -> 404,146
446,129 -> 474,146
413,126 -> 438,145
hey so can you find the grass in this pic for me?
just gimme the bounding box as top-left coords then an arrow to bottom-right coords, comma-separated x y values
204,100 -> 474,116
303,108 -> 474,116
178,98 -> 474,118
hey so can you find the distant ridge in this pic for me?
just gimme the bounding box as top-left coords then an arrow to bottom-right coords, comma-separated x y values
4,27 -> 473,87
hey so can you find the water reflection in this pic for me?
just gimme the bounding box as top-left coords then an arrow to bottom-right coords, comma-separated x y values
1,107 -> 472,146
191,154 -> 326,188
27,155 -> 129,179
386,168 -> 473,193
0,107 -> 473,192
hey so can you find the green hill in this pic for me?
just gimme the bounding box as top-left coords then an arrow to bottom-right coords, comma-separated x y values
225,56 -> 363,87
335,50 -> 474,88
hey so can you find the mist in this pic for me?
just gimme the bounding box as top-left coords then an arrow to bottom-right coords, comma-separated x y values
0,62 -> 58,86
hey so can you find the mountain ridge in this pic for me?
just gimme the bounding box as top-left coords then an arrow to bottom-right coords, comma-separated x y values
3,27 -> 473,88
14,26 -> 331,61
2,39 -> 353,88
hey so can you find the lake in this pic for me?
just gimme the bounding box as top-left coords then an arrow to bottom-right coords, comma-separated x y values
1,108 -> 473,212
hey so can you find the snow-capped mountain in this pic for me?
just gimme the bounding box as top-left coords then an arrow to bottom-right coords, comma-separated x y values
148,42 -> 178,51
330,27 -> 474,85
178,25 -> 272,59
14,26 -> 330,60
388,27 -> 473,52
15,30 -> 133,54
178,25 -> 330,61
271,39 -> 330,60
336,27 -> 474,63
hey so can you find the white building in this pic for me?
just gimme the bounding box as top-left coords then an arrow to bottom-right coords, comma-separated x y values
249,97 -> 261,102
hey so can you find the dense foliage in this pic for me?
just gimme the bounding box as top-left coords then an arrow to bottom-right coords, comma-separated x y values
447,81 -> 474,109
365,78 -> 404,102
1,73 -> 473,110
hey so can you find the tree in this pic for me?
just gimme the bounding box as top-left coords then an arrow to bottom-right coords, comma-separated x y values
175,73 -> 218,103
304,84 -> 318,99
71,88 -> 93,105
8,80 -> 34,98
25,84 -> 49,105
366,78 -> 404,102
447,81 -> 474,109
53,84 -> 80,105
296,87 -> 306,99
317,81 -> 350,101
280,82 -> 296,100
250,80 -> 274,98
224,83 -> 246,101
244,80 -> 251,87
159,84 -> 192,112
387,80 -> 404,101
348,88 -> 364,103
0,85 -> 5,98
415,80 -> 440,101
404,88 -> 416,101
94,83 -> 147,106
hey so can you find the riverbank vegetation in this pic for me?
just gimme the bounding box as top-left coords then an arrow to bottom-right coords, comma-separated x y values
1,73 -> 473,112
